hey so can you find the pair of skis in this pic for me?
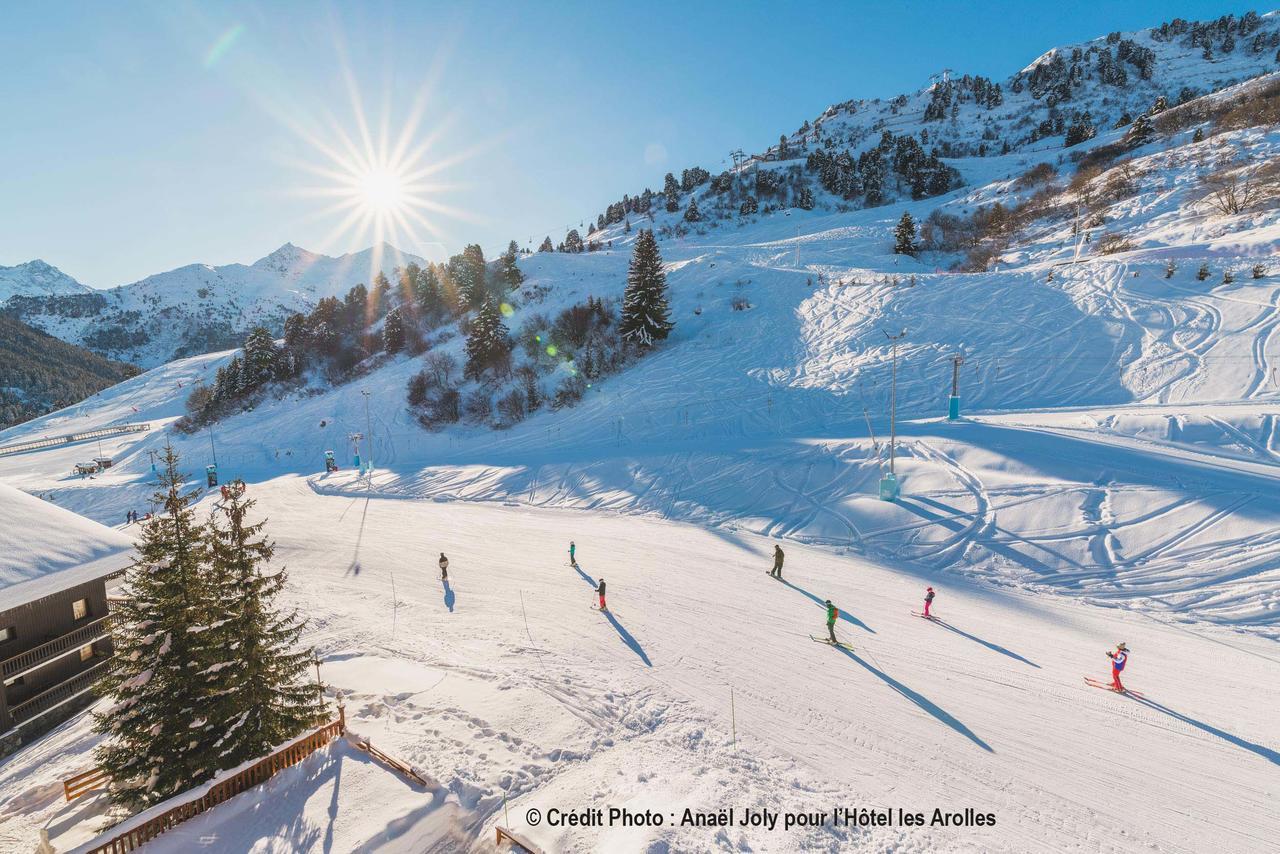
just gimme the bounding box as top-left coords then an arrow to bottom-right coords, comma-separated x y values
910,611 -> 937,621
1083,677 -> 1144,698
809,635 -> 853,650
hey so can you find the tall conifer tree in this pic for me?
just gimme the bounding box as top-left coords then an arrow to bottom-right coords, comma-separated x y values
619,229 -> 673,347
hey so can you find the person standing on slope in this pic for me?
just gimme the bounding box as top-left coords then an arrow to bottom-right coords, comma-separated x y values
771,545 -> 785,579
596,578 -> 607,611
1106,642 -> 1129,691
923,586 -> 935,618
438,552 -> 449,581
569,541 -> 576,565
825,599 -> 838,643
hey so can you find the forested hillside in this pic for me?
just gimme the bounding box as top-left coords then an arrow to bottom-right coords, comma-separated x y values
0,313 -> 137,429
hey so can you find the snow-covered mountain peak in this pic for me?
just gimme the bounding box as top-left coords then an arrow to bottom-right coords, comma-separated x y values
0,259 -> 91,303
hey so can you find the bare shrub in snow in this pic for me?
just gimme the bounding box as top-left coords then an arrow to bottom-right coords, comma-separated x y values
495,389 -> 528,427
461,390 -> 493,424
1095,232 -> 1137,255
1202,169 -> 1264,215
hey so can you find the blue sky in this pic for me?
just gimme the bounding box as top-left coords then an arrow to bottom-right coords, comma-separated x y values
0,0 -> 1245,286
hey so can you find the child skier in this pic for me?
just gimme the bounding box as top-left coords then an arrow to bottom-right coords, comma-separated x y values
438,552 -> 449,581
923,586 -> 935,618
825,599 -> 838,643
1106,642 -> 1128,691
771,545 -> 785,578
596,578 -> 607,611
569,541 -> 576,565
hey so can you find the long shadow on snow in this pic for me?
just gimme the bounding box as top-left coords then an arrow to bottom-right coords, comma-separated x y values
572,562 -> 596,588
777,578 -> 875,633
442,579 -> 455,613
833,646 -> 993,752
601,608 -> 652,667
1130,696 -> 1280,767
572,561 -> 650,665
928,618 -> 1040,668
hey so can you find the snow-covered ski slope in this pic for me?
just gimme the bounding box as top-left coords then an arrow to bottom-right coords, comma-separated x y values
2,478 -> 1277,853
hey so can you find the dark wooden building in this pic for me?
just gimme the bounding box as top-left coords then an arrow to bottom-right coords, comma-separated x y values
0,484 -> 134,756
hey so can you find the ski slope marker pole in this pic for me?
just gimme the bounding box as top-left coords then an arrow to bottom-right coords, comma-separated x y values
731,688 -> 737,752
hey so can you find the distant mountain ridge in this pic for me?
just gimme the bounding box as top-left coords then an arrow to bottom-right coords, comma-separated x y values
2,242 -> 425,368
0,260 -> 91,303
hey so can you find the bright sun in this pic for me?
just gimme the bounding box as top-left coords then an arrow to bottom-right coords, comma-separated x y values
354,167 -> 407,215
285,67 -> 481,278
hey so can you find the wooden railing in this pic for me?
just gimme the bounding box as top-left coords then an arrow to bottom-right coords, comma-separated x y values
496,825 -> 546,853
64,767 -> 111,801
1,615 -> 112,682
77,709 -> 345,854
0,423 -> 150,458
10,658 -> 111,725
350,736 -> 428,786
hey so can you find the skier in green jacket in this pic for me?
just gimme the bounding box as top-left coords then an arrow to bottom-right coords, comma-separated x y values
825,599 -> 839,643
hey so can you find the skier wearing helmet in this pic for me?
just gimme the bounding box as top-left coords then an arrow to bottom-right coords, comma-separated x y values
923,586 -> 935,618
1107,643 -> 1129,691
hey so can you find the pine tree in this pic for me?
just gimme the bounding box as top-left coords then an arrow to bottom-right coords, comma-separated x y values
894,212 -> 918,256
341,284 -> 368,333
382,308 -> 406,354
203,488 -> 323,769
450,244 -> 487,309
619,229 -> 673,347
663,173 -> 680,212
538,236 -> 554,252
563,229 -> 584,253
413,264 -> 443,320
498,240 -> 524,289
93,446 -> 224,812
684,197 -> 702,222
370,272 -> 392,316
796,186 -> 815,210
241,327 -> 280,390
1126,113 -> 1154,146
464,298 -> 512,379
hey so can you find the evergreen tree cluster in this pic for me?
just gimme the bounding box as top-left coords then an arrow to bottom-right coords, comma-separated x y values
180,241 -> 531,431
805,130 -> 960,206
94,447 -> 323,814
923,75 -> 1002,122
1064,112 -> 1098,147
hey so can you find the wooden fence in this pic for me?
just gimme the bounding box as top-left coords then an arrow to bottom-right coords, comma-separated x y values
74,708 -> 345,854
64,767 -> 111,801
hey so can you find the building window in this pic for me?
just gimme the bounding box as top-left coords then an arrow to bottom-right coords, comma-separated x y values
72,598 -> 89,620
0,626 -> 14,644
80,644 -> 95,662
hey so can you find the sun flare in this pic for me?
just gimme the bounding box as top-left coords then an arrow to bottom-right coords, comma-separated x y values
353,167 -> 407,215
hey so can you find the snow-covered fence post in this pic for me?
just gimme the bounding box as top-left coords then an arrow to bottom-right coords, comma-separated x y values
338,703 -> 346,734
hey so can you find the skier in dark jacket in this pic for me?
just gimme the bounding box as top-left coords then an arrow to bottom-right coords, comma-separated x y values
825,600 -> 838,643
771,545 -> 784,578
596,579 -> 607,611
438,552 -> 449,581
923,586 -> 935,618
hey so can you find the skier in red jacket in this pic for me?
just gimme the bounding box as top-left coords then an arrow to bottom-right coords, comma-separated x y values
923,587 -> 935,618
1106,643 -> 1129,691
